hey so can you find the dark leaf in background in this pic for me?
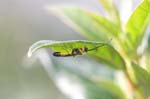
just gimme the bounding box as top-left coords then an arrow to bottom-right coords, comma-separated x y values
45,55 -> 126,99
132,63 -> 150,98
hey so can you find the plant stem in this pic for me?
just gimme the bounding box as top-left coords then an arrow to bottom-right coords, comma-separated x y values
125,70 -> 136,91
125,70 -> 144,98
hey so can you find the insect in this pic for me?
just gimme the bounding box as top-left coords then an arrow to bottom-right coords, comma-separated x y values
53,39 -> 112,57
53,44 -> 105,57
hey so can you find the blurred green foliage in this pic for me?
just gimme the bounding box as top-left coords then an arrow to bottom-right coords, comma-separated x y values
29,0 -> 150,99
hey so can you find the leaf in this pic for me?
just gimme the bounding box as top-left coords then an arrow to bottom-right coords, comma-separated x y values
147,31 -> 150,52
50,56 -> 116,81
98,0 -> 121,25
28,40 -> 126,70
141,22 -> 150,68
83,79 -> 125,99
90,12 -> 122,37
48,56 -> 126,99
125,0 -> 150,52
144,31 -> 150,67
49,7 -> 121,41
99,0 -> 113,11
88,44 -> 126,70
132,63 -> 150,98
95,79 -> 126,99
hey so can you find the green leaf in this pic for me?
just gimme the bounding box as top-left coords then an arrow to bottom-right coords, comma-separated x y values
125,0 -> 150,51
28,40 -> 126,70
132,63 -> 150,98
90,12 -> 122,37
49,7 -> 121,41
147,32 -> 150,52
95,80 -> 126,99
83,79 -> 125,99
145,31 -> 150,68
88,44 -> 126,70
99,0 -> 113,11
98,0 -> 121,25
49,56 -> 125,99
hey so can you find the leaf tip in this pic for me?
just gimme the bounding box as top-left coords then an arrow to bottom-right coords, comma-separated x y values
27,40 -> 54,58
27,47 -> 32,58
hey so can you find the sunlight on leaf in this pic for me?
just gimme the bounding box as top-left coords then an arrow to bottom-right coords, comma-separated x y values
28,40 -> 126,70
89,12 -> 122,37
28,40 -> 106,57
48,7 -> 121,41
125,0 -> 150,53
98,0 -> 121,25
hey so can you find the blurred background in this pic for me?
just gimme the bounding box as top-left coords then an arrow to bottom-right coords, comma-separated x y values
0,0 -> 140,99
